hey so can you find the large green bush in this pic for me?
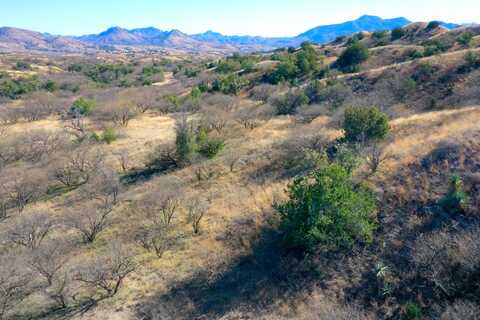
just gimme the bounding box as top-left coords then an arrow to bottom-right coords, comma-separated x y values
391,28 -> 405,41
212,74 -> 245,95
0,76 -> 41,99
277,164 -> 376,251
198,137 -> 225,159
336,42 -> 369,72
70,98 -> 96,116
343,106 -> 389,143
457,32 -> 473,47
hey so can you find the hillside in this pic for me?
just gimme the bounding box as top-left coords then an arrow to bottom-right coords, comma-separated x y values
0,16 -> 462,53
1,21 -> 480,320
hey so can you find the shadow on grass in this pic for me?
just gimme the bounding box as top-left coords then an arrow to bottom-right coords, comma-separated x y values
121,165 -> 176,185
134,228 -> 313,320
35,298 -> 98,320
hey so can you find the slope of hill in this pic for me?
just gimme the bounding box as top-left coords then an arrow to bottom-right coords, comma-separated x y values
1,21 -> 480,320
0,16 -> 464,53
299,15 -> 411,43
0,27 -> 88,52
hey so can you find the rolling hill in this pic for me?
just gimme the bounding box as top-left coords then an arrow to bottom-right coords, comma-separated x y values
0,15 -> 463,53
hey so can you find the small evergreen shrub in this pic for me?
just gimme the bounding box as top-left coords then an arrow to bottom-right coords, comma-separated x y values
70,97 -> 96,116
439,175 -> 469,214
102,128 -> 118,144
343,106 -> 389,143
336,42 -> 370,73
391,28 -> 405,41
457,32 -> 474,47
198,137 -> 225,159
426,21 -> 441,31
403,303 -> 423,320
277,164 -> 376,252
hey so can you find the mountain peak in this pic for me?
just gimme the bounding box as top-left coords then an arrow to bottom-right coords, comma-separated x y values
103,26 -> 125,33
358,15 -> 382,20
299,15 -> 411,43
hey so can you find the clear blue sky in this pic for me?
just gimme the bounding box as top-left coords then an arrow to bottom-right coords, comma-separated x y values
1,0 -> 477,36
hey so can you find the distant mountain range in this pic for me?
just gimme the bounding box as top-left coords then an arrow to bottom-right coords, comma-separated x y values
0,15 -> 463,53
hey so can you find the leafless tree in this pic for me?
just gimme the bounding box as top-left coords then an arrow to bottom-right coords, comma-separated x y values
224,149 -> 241,173
134,178 -> 185,230
236,105 -> 265,130
134,88 -> 159,114
146,143 -> 179,171
114,149 -> 130,173
2,211 -> 54,250
186,197 -> 209,234
97,104 -> 137,127
21,93 -> 58,122
44,273 -> 70,309
30,241 -> 69,286
52,146 -> 104,188
413,227 -> 480,297
64,115 -> 89,141
74,244 -> 136,298
0,107 -> 22,125
0,253 -> 33,320
441,301 -> 480,320
364,143 -> 391,177
134,224 -> 173,258
249,84 -> 277,103
0,130 -> 68,164
200,107 -> 230,133
30,242 -> 71,309
1,167 -> 47,212
65,205 -> 113,243
82,164 -> 121,207
0,125 -> 7,138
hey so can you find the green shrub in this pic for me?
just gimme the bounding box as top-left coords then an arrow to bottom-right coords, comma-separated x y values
463,51 -> 480,70
84,63 -> 134,84
198,137 -> 225,159
403,303 -> 423,320
102,128 -> 118,144
59,82 -> 80,93
70,98 -> 96,116
175,117 -> 196,166
0,76 -> 41,99
141,64 -> 164,77
212,74 -> 245,95
343,106 -> 389,143
264,59 -> 298,84
391,28 -> 405,41
277,164 -> 376,252
15,61 -> 32,70
273,91 -> 309,115
89,132 -> 101,142
439,175 -> 469,214
305,80 -> 350,108
422,40 -> 449,56
457,32 -> 474,47
413,62 -> 435,82
42,80 -> 58,92
296,42 -> 320,75
334,144 -> 362,174
336,42 -> 370,72
372,30 -> 388,40
426,21 -> 441,31
407,49 -> 424,60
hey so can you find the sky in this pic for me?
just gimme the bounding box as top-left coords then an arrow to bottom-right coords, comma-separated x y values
0,0 -> 478,37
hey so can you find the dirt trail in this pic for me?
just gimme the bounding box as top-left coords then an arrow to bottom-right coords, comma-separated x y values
152,71 -> 176,87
